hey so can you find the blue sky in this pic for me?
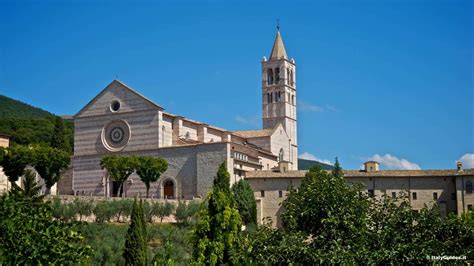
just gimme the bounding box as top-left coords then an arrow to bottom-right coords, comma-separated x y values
0,0 -> 472,170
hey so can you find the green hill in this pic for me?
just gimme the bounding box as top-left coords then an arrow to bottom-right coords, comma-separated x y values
0,95 -> 54,119
298,158 -> 334,170
0,94 -> 73,153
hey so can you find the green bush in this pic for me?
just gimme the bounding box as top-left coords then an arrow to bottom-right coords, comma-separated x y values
94,200 -> 116,223
71,198 -> 94,221
175,201 -> 200,226
50,197 -> 75,222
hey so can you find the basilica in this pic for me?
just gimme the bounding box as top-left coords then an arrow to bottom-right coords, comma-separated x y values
72,30 -> 298,199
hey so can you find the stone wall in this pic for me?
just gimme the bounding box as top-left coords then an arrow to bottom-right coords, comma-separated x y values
73,142 -> 229,199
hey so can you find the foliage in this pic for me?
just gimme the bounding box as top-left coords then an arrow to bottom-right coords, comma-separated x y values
50,116 -> 72,153
0,194 -> 92,264
100,155 -> 135,197
192,162 -> 242,265
0,95 -> 74,153
93,200 -> 116,223
0,145 -> 32,182
146,201 -> 175,223
248,161 -> 474,264
232,179 -> 257,225
124,199 -> 148,265
175,200 -> 200,226
51,197 -> 76,222
72,197 -> 94,221
32,145 -> 70,194
133,155 -> 168,198
9,169 -> 44,201
0,94 -> 54,119
298,158 -> 334,170
76,223 -> 128,265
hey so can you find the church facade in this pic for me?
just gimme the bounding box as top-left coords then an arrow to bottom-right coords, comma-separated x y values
72,31 -> 297,199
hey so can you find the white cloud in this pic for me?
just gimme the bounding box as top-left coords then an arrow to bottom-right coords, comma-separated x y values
235,115 -> 259,126
298,101 -> 338,113
298,101 -> 324,112
458,153 -> 474,168
299,152 -> 332,165
368,154 -> 421,170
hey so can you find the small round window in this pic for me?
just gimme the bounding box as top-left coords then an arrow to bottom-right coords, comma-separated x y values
110,100 -> 121,112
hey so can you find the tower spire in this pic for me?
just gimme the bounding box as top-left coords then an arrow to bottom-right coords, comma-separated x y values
270,30 -> 288,60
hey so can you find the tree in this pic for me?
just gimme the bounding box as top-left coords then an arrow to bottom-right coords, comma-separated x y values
9,169 -> 44,202
0,188 -> 92,264
100,155 -> 135,197
192,162 -> 242,265
175,201 -> 199,226
50,116 -> 71,153
332,156 -> 343,178
133,156 -> 168,198
281,165 -> 371,263
123,199 -> 147,265
32,146 -> 70,195
232,179 -> 257,225
153,201 -> 175,223
0,145 -> 32,183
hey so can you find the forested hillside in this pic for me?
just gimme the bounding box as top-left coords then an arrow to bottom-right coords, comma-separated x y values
298,158 -> 334,170
0,95 -> 73,153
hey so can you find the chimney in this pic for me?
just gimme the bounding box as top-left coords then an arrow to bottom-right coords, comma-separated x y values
278,161 -> 290,173
456,161 -> 463,172
364,161 -> 379,172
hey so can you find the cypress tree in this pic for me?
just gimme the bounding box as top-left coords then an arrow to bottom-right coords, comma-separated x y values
123,199 -> 147,265
332,157 -> 343,178
192,162 -> 242,265
232,179 -> 257,225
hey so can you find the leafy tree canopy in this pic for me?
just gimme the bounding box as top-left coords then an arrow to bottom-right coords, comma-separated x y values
0,181 -> 92,264
100,155 -> 135,197
32,145 -> 70,194
132,156 -> 168,198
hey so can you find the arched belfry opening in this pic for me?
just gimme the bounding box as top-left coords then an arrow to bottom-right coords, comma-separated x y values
267,69 -> 274,85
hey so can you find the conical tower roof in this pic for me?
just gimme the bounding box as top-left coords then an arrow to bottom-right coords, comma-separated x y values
270,31 -> 288,60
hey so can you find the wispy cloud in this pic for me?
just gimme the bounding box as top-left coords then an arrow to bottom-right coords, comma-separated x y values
235,115 -> 259,127
299,152 -> 332,165
458,153 -> 474,168
367,154 -> 421,170
298,101 -> 338,113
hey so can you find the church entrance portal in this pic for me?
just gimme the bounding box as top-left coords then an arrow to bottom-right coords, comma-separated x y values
164,180 -> 174,199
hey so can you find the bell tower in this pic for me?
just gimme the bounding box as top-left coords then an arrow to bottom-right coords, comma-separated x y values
261,30 -> 298,169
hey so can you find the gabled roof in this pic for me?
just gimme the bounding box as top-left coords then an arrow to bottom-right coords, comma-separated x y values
270,31 -> 288,60
74,80 -> 163,118
233,123 -> 287,139
233,129 -> 274,138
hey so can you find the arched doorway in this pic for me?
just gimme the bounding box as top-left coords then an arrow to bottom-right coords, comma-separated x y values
163,180 -> 174,199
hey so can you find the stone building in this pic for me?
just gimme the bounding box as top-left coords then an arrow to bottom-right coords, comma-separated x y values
72,30 -> 297,199
246,161 -> 474,227
71,28 -> 473,228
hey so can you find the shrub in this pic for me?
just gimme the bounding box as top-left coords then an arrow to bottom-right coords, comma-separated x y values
175,201 -> 200,226
94,200 -> 116,223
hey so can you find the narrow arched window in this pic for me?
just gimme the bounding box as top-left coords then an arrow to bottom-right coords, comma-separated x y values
287,69 -> 290,85
291,95 -> 295,105
275,68 -> 280,84
161,126 -> 165,146
290,70 -> 295,86
279,148 -> 284,162
467,181 -> 473,194
267,69 -> 274,85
